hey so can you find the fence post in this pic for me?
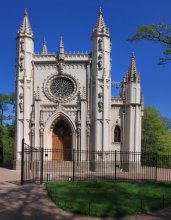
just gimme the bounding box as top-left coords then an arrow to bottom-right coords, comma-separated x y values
115,150 -> 117,181
155,152 -> 158,182
21,138 -> 24,185
72,148 -> 75,182
40,147 -> 44,184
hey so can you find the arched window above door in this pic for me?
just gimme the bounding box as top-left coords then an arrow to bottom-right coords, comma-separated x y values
114,125 -> 121,142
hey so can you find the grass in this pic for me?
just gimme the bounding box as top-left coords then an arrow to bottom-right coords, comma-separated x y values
46,181 -> 171,218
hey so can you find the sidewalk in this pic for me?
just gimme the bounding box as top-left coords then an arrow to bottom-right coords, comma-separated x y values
0,167 -> 171,220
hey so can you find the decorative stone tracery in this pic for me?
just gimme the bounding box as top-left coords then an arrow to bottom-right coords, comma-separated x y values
43,74 -> 78,103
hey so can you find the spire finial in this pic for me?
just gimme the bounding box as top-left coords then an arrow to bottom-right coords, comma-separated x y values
99,7 -> 102,14
41,37 -> 48,55
18,9 -> 33,38
24,8 -> 28,16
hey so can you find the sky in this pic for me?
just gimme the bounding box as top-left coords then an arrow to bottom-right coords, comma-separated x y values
0,0 -> 171,118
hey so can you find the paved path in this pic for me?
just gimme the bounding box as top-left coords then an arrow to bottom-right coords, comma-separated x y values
0,167 -> 171,220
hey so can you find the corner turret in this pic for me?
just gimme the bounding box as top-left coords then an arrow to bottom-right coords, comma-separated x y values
15,9 -> 34,169
91,8 -> 111,151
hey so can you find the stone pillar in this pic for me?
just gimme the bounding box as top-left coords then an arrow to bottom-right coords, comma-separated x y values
76,125 -> 81,161
34,98 -> 41,148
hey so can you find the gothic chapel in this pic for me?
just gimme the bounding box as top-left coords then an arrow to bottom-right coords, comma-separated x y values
14,9 -> 144,169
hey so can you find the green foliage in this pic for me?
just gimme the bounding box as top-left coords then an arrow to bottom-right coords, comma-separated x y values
142,107 -> 171,153
128,23 -> 171,65
46,181 -> 171,217
0,93 -> 15,125
0,93 -> 15,164
0,124 -> 14,164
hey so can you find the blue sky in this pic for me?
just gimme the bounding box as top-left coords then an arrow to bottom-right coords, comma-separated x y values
0,0 -> 171,118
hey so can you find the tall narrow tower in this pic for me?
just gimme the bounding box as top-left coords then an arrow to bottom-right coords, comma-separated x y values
91,9 -> 111,152
123,53 -> 143,152
14,9 -> 34,169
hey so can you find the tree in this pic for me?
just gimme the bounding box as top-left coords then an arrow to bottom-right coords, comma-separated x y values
0,93 -> 15,165
0,124 -> 14,164
142,107 -> 171,153
0,93 -> 15,125
128,23 -> 171,65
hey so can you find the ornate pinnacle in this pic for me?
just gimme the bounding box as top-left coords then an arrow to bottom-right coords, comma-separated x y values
41,38 -> 48,55
18,9 -> 33,38
127,52 -> 140,83
58,36 -> 65,60
59,36 -> 64,49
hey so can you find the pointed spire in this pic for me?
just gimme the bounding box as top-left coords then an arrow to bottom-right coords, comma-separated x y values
59,36 -> 64,53
92,8 -> 109,36
127,52 -> 140,83
58,36 -> 65,60
41,38 -> 48,55
18,8 -> 33,38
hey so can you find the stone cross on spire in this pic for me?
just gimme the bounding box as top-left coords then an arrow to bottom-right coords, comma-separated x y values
127,52 -> 140,83
18,8 -> 33,38
41,38 -> 48,55
92,8 -> 110,36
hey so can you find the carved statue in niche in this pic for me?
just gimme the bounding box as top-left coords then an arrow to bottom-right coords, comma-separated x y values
98,100 -> 103,112
98,60 -> 102,70
98,38 -> 103,51
98,54 -> 102,60
19,93 -> 23,112
98,92 -> 103,98
39,123 -> 44,135
76,127 -> 81,136
98,92 -> 103,112
20,39 -> 24,52
57,61 -> 64,74
19,55 -> 24,72
98,54 -> 103,70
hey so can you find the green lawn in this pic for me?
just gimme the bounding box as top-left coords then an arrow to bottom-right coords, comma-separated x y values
46,181 -> 171,218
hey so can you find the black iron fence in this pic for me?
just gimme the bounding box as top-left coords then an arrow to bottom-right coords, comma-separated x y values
21,141 -> 171,184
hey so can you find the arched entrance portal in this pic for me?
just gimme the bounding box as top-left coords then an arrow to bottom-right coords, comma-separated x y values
52,120 -> 72,161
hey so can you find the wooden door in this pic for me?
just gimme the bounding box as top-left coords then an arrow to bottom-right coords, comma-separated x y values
52,120 -> 72,161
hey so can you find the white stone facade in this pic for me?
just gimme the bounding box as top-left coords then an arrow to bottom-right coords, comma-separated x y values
14,9 -> 144,169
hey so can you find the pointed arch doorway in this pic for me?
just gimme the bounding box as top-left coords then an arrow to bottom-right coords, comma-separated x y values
52,120 -> 72,161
